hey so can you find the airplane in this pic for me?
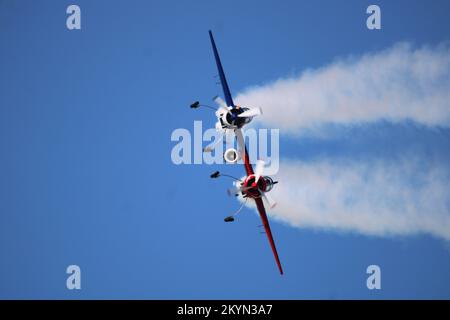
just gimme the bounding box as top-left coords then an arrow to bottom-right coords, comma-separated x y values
190,31 -> 262,155
191,30 -> 284,275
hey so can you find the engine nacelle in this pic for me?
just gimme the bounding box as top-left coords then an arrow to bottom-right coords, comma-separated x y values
223,148 -> 239,164
241,175 -> 277,199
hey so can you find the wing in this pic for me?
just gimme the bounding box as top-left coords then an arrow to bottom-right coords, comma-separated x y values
209,30 -> 235,108
254,197 -> 284,275
234,128 -> 254,176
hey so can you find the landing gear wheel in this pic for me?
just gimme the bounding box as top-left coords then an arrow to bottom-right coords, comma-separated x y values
224,216 -> 235,222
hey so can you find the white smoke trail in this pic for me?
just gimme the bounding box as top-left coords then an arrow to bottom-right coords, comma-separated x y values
260,159 -> 450,240
236,43 -> 450,134
235,43 -> 450,240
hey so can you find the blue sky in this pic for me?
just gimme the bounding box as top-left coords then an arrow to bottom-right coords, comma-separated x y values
1,0 -> 450,299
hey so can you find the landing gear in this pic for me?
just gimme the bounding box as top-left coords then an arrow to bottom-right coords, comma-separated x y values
211,171 -> 247,223
224,216 -> 235,222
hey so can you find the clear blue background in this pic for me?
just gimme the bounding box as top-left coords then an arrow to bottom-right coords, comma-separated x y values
1,0 -> 450,299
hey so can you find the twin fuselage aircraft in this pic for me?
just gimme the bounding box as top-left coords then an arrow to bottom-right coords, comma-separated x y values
190,30 -> 283,275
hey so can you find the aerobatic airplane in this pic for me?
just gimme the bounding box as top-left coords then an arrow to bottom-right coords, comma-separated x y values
191,30 -> 284,275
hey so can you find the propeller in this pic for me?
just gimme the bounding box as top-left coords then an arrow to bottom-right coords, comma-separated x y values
213,96 -> 230,114
227,184 -> 252,196
262,192 -> 277,209
252,160 -> 278,208
253,160 -> 266,187
203,128 -> 224,152
227,187 -> 241,197
237,107 -> 262,118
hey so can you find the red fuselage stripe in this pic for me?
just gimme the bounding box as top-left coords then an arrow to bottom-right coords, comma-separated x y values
242,145 -> 254,176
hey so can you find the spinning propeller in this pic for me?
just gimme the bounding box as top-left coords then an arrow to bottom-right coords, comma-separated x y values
252,160 -> 277,209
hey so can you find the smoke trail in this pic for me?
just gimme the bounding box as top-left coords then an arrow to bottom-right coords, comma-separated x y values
262,159 -> 450,240
236,43 -> 450,134
236,43 -> 450,240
